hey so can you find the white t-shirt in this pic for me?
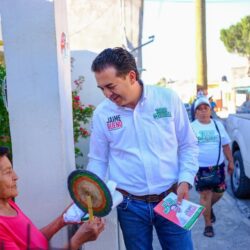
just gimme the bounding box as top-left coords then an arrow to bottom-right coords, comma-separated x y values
191,119 -> 231,167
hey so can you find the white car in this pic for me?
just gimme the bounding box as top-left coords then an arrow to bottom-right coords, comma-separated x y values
226,113 -> 250,198
236,100 -> 250,114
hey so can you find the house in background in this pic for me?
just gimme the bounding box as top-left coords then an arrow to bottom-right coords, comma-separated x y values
67,0 -> 144,167
231,66 -> 250,109
205,66 -> 250,116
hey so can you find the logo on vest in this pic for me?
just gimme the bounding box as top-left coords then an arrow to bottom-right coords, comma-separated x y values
153,107 -> 171,119
107,115 -> 123,131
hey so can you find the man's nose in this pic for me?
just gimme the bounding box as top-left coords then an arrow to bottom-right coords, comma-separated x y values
103,88 -> 112,98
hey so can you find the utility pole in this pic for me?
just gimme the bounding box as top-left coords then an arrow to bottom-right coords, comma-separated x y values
196,0 -> 207,91
137,0 -> 144,72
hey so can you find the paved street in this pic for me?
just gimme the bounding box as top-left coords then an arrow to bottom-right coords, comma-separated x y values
191,186 -> 250,250
152,183 -> 250,250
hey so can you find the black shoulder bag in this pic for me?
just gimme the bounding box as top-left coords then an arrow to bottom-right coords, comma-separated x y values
198,120 -> 221,188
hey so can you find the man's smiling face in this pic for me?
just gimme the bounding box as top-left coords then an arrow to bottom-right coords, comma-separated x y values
95,66 -> 138,109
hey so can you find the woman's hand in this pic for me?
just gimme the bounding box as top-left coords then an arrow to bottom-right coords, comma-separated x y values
228,161 -> 234,175
223,144 -> 234,175
69,217 -> 105,250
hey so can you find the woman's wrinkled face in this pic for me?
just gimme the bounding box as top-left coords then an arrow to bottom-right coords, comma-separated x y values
195,104 -> 211,123
0,156 -> 18,199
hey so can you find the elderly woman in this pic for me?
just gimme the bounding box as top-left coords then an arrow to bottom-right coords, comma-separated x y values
191,97 -> 234,238
0,147 -> 104,249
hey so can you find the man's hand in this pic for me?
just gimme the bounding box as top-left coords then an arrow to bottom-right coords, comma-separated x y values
228,161 -> 234,175
177,182 -> 190,205
70,217 -> 105,250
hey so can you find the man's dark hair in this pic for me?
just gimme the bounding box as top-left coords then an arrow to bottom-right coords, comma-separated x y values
91,47 -> 139,80
0,146 -> 9,157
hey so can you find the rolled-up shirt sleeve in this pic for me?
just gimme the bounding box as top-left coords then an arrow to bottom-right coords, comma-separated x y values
87,112 -> 109,180
173,94 -> 199,186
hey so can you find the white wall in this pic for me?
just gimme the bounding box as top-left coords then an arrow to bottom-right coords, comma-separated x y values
0,0 -> 74,247
71,50 -> 104,167
67,0 -> 143,53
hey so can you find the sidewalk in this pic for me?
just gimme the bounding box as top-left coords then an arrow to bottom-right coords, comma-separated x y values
191,188 -> 250,250
152,188 -> 250,250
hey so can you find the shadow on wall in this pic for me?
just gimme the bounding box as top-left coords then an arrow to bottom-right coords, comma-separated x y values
71,50 -> 105,168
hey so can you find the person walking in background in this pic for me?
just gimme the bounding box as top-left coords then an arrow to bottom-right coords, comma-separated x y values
0,146 -> 105,250
208,96 -> 216,111
191,97 -> 234,238
197,87 -> 205,98
190,86 -> 208,121
87,47 -> 199,250
209,96 -> 218,119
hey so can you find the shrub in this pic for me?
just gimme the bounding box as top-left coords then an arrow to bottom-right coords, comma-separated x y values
0,64 -> 12,155
72,75 -> 94,159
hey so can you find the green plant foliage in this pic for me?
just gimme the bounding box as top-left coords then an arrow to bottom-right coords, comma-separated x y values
0,64 -> 12,152
72,75 -> 94,159
220,15 -> 250,75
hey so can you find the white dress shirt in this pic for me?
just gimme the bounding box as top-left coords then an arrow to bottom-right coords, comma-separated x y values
87,85 -> 199,195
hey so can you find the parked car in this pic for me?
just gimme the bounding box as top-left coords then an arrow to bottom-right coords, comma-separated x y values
236,100 -> 250,114
226,113 -> 250,198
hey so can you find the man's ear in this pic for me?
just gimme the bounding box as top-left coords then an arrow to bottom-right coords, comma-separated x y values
128,70 -> 137,84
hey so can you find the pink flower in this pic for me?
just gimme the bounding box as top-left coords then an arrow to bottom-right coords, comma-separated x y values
79,127 -> 90,136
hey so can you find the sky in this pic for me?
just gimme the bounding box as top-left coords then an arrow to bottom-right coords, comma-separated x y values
141,0 -> 250,84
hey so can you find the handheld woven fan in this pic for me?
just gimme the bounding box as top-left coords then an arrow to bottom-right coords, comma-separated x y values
68,170 -> 113,217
